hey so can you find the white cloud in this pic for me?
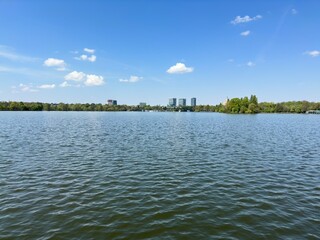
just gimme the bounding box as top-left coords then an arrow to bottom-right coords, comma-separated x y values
44,58 -> 66,71
76,54 -> 96,62
241,30 -> 251,36
60,81 -> 71,88
74,55 -> 86,61
291,9 -> 298,15
247,61 -> 255,67
19,84 -> 32,92
167,62 -> 194,74
80,54 -> 88,60
305,50 -> 320,57
119,75 -> 143,83
64,71 -> 104,87
64,71 -> 86,81
16,83 -> 38,92
38,84 -> 55,89
85,74 -> 104,86
231,15 -> 262,25
74,48 -> 96,62
88,55 -> 96,62
84,48 -> 95,54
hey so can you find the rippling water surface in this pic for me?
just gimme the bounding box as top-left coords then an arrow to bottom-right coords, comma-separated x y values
0,112 -> 319,239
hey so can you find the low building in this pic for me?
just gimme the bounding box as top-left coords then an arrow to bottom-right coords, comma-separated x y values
139,102 -> 147,107
306,110 -> 320,114
107,99 -> 117,106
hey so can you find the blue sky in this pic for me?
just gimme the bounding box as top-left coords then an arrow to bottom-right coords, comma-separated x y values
0,0 -> 319,105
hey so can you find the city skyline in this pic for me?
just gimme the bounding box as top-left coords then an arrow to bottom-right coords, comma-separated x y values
105,97 -> 197,107
1,1 -> 320,105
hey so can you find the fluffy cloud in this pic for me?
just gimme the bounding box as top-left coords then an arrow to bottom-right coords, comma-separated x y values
77,54 -> 96,62
167,63 -> 194,74
119,75 -> 143,83
241,30 -> 251,36
60,81 -> 71,88
231,15 -> 262,25
80,55 -> 88,60
247,61 -> 255,67
38,84 -> 55,89
305,50 -> 320,57
85,75 -> 104,86
75,48 -> 96,62
64,71 -> 104,86
88,55 -> 96,62
64,71 -> 86,81
84,48 -> 95,54
44,58 -> 66,71
44,58 -> 65,67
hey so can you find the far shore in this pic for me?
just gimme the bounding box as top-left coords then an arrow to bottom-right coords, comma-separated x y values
1,96 -> 320,115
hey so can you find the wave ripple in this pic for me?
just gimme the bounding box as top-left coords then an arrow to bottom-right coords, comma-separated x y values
0,112 -> 319,239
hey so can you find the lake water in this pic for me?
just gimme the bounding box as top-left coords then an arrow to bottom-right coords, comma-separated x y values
0,112 -> 319,239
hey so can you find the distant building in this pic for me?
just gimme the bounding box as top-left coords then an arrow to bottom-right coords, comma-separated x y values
179,98 -> 186,107
140,102 -> 147,107
306,110 -> 320,114
191,98 -> 196,106
107,99 -> 117,105
168,98 -> 177,107
223,98 -> 229,106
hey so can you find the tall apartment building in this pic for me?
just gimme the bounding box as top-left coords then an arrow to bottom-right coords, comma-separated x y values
191,98 -> 197,106
179,98 -> 186,107
168,98 -> 177,107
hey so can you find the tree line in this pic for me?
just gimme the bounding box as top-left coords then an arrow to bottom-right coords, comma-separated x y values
0,102 -> 192,112
1,96 -> 320,113
213,95 -> 320,114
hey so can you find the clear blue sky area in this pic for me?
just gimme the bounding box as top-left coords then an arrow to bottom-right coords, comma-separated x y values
0,0 -> 319,105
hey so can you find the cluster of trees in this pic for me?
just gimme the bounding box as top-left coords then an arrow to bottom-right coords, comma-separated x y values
194,105 -> 216,112
1,97 -> 320,113
259,101 -> 320,113
213,95 -> 320,114
215,95 -> 260,114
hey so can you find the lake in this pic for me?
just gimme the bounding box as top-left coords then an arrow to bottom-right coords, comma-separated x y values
0,112 -> 319,239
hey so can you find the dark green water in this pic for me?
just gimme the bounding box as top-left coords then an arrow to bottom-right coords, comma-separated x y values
0,112 -> 319,239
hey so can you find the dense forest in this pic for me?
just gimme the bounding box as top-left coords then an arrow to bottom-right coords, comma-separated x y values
1,96 -> 320,113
